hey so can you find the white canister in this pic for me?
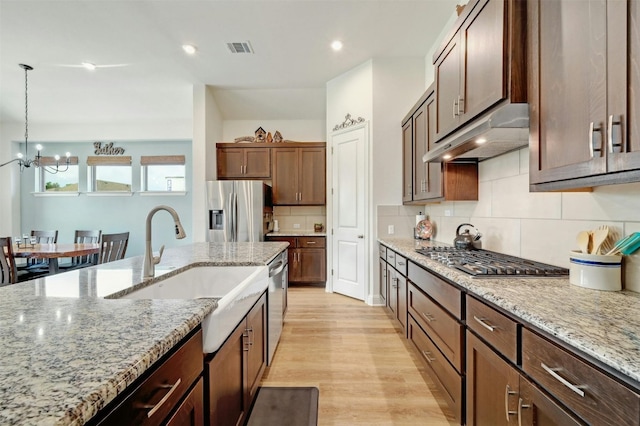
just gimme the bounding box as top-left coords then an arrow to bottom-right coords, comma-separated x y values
273,219 -> 279,232
569,250 -> 622,291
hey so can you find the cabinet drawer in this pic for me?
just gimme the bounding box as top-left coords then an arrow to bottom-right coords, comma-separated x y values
522,329 -> 640,425
386,249 -> 397,265
408,283 -> 463,372
466,296 -> 517,363
408,262 -> 462,319
297,237 -> 325,248
394,253 -> 408,276
408,317 -> 462,424
379,244 -> 386,259
266,236 -> 296,247
98,329 -> 203,425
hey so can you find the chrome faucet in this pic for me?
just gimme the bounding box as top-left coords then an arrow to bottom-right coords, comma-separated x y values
144,205 -> 187,278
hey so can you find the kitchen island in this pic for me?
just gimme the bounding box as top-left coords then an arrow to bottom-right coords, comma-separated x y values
0,241 -> 287,426
379,237 -> 640,424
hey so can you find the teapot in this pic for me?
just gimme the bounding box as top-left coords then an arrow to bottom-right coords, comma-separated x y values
454,223 -> 482,249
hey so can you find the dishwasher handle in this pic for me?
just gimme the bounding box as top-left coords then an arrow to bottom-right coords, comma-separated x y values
269,260 -> 286,277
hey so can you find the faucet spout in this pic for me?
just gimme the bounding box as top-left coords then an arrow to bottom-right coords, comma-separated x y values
144,205 -> 187,279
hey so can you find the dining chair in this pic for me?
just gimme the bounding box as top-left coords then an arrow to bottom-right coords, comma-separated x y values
22,230 -> 59,272
97,232 -> 129,264
0,237 -> 17,285
59,230 -> 102,271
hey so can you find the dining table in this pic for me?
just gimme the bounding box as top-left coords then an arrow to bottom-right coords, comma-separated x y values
13,243 -> 101,274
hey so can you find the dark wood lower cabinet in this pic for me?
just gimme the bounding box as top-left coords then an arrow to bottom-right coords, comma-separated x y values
518,376 -> 584,426
206,293 -> 267,426
166,378 -> 204,426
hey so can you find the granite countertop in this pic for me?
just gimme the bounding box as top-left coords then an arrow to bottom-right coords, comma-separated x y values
378,237 -> 640,389
0,241 -> 288,426
267,230 -> 326,237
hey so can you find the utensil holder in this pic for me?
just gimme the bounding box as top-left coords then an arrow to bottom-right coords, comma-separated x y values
569,251 -> 622,291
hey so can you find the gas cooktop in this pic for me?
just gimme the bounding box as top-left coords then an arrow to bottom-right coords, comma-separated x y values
415,246 -> 569,278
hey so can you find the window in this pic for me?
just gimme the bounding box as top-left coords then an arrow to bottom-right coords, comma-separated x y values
36,156 -> 79,193
87,156 -> 132,192
141,155 -> 186,192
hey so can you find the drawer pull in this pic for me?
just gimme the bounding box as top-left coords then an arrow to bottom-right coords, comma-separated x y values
473,315 -> 496,332
421,350 -> 435,363
421,312 -> 435,322
505,384 -> 517,422
141,378 -> 182,418
306,241 -> 317,244
397,261 -> 405,266
540,362 -> 585,397
517,397 -> 531,426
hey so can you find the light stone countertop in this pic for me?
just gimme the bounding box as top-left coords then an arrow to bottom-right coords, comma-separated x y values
267,230 -> 326,237
0,241 -> 288,426
379,237 -> 640,390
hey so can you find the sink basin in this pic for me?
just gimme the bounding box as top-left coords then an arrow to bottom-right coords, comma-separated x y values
122,266 -> 268,353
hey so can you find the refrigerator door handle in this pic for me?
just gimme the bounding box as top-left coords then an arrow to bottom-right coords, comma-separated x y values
232,192 -> 238,242
228,193 -> 235,242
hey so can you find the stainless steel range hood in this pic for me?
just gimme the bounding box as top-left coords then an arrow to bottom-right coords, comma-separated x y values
423,103 -> 529,163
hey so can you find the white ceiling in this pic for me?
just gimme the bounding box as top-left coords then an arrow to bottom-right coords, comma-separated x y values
0,0 -> 457,125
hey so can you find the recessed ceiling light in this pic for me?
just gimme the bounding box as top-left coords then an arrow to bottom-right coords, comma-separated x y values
443,154 -> 452,160
331,40 -> 343,51
476,138 -> 487,144
182,44 -> 197,55
81,62 -> 96,71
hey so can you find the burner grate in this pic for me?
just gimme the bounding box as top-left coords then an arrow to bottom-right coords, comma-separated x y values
415,247 -> 568,278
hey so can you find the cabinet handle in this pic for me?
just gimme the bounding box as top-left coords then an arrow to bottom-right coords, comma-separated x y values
517,397 -> 531,426
504,384 -> 517,422
453,99 -> 458,118
540,362 -> 585,397
473,315 -> 496,332
306,241 -> 316,245
141,378 -> 182,418
421,312 -> 435,322
391,277 -> 398,288
397,261 -> 405,266
608,114 -> 623,153
357,235 -> 364,239
246,326 -> 254,345
421,350 -> 435,363
589,122 -> 603,158
458,96 -> 464,115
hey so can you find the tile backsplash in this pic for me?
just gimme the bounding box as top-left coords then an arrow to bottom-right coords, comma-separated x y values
407,148 -> 640,293
273,206 -> 326,231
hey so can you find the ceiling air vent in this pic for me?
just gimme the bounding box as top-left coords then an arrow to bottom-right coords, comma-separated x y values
226,41 -> 254,54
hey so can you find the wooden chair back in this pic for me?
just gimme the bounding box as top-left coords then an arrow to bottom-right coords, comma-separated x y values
28,230 -> 59,268
98,232 -> 129,264
73,230 -> 102,266
0,237 -> 17,285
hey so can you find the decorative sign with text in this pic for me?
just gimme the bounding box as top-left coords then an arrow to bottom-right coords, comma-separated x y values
93,142 -> 125,155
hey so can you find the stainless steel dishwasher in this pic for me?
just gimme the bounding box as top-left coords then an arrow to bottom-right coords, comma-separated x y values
267,250 -> 287,365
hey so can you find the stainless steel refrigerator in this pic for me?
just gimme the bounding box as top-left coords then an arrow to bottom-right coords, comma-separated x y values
206,180 -> 272,242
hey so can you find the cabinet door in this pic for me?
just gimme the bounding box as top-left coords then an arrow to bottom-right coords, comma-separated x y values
422,93 -> 445,200
244,148 -> 271,178
272,148 -> 299,205
207,320 -> 248,426
402,119 -> 414,202
435,35 -> 462,139
466,332 -> 520,425
296,248 -> 326,283
529,0 -> 608,184
460,0 -> 507,122
387,267 -> 398,316
379,257 -> 388,307
411,103 -> 426,201
518,376 -> 584,426
246,294 -> 267,407
396,273 -> 407,333
165,378 -> 204,426
217,148 -> 245,179
299,147 -> 326,205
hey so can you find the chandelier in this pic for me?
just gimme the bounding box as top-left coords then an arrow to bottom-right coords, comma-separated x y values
0,64 -> 71,173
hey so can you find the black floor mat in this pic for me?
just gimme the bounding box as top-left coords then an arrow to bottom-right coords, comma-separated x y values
245,387 -> 319,426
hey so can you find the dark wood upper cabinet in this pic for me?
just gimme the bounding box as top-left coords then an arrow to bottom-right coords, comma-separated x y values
434,0 -> 526,141
272,144 -> 325,205
402,88 -> 478,204
216,145 -> 271,179
529,0 -> 640,190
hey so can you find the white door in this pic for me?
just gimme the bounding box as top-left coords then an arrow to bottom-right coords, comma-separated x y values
331,124 -> 367,300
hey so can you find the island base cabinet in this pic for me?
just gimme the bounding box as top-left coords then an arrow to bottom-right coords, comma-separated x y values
166,378 -> 204,426
518,376 -> 584,426
408,316 -> 463,424
206,293 -> 267,426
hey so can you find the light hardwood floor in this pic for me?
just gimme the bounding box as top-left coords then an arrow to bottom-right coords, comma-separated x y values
260,286 -> 457,426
